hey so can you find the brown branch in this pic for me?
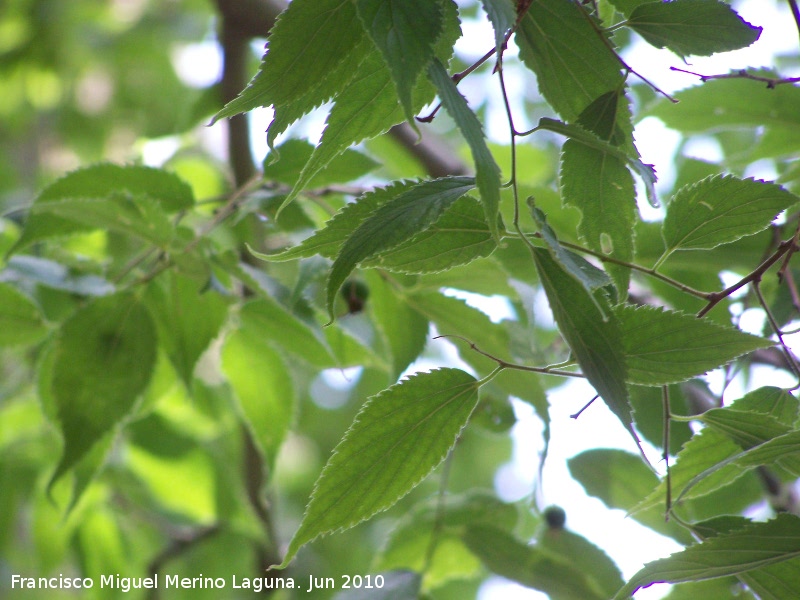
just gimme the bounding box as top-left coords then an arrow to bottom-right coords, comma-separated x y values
670,67 -> 800,89
697,240 -> 795,318
214,0 -> 284,186
389,123 -> 469,177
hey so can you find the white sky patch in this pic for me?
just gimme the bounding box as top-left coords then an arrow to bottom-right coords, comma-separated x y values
172,41 -> 223,88
442,288 -> 518,323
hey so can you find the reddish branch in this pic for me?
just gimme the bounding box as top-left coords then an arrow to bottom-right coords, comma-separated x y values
670,67 -> 800,89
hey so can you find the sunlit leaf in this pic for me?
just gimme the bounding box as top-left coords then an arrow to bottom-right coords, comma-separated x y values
279,368 -> 479,567
222,326 -> 294,473
0,283 -> 49,347
10,164 -> 193,254
647,71 -> 800,133
144,273 -> 230,387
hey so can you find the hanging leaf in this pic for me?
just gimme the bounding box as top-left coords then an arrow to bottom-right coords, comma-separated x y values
614,514 -> 800,599
660,176 -> 798,262
48,294 -> 157,491
531,205 -> 612,292
533,248 -> 636,446
615,304 -> 772,385
355,0 -> 443,131
627,0 -> 762,58
278,368 -> 480,567
428,58 -> 502,241
326,176 -> 476,320
561,90 -> 637,295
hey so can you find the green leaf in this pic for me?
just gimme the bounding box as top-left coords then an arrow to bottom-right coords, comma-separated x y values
279,368 -> 480,567
537,117 -> 658,208
266,36 -> 375,151
355,0 -> 443,130
614,514 -> 800,599
606,0 -> 653,17
366,272 -> 428,379
10,164 -> 193,254
560,90 -> 637,295
627,0 -> 762,58
144,273 -> 230,387
678,428 -> 800,504
0,284 -> 49,347
463,524 -> 612,600
647,71 -> 800,133
537,525 -> 625,600
237,299 -> 336,369
660,175 -> 798,260
48,294 -> 157,491
698,409 -> 791,450
531,205 -> 612,292
212,0 -> 366,121
515,0 -> 624,121
252,180 -> 418,263
533,248 -> 634,442
631,427 -> 750,514
615,304 -> 772,385
279,1 -> 460,212
428,58 -> 502,241
365,195 -> 499,273
221,326 -> 294,473
326,176 -> 476,320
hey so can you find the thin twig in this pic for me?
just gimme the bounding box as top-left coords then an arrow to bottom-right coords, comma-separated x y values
434,334 -> 585,379
754,282 -> 800,385
697,240 -> 794,318
670,67 -> 800,89
570,395 -> 599,419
